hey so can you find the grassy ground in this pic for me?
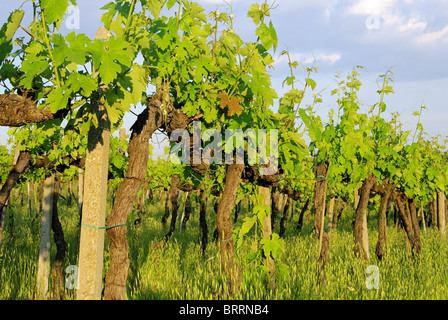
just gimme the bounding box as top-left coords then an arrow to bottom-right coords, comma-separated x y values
1,187 -> 448,300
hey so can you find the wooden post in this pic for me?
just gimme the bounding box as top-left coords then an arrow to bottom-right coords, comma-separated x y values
119,128 -> 126,143
421,200 -> 427,234
37,176 -> 54,299
432,194 -> 438,229
259,186 -> 275,289
27,181 -> 32,216
438,192 -> 446,240
362,207 -> 370,260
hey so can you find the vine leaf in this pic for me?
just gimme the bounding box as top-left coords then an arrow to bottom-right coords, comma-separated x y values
40,0 -> 71,25
217,92 -> 243,116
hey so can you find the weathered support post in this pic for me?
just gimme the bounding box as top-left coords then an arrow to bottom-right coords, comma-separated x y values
260,186 -> 276,288
27,181 -> 32,216
76,98 -> 110,299
119,128 -> 126,143
77,27 -> 111,298
420,200 -> 427,234
37,176 -> 54,299
438,192 -> 446,240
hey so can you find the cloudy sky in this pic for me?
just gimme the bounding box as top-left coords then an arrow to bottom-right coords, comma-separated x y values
1,0 -> 447,151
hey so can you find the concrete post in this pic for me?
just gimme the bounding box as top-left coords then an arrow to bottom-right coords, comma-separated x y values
37,176 -> 54,299
76,91 -> 111,300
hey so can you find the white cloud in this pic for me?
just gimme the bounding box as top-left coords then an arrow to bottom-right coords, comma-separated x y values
275,52 -> 342,67
396,16 -> 427,32
348,0 -> 397,16
417,25 -> 448,44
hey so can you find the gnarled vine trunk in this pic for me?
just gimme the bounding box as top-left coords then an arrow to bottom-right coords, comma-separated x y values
353,174 -> 377,262
270,187 -> 281,230
374,180 -> 393,260
394,193 -> 421,256
216,163 -> 244,295
103,101 -> 162,300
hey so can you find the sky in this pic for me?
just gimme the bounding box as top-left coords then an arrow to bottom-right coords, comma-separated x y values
1,0 -> 447,156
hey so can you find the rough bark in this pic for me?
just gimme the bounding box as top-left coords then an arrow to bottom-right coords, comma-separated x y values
331,199 -> 340,232
353,175 -> 377,262
394,193 -> 421,255
0,151 -> 31,215
408,198 -> 422,244
430,197 -> 437,229
103,99 -> 162,300
373,180 -> 393,260
216,163 -> 244,295
270,187 -> 282,230
0,94 -> 63,127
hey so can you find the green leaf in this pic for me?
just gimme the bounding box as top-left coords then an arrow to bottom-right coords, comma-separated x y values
25,41 -> 46,56
126,64 -> 148,105
45,87 -> 71,113
256,22 -> 277,51
305,78 -> 317,91
254,204 -> 269,225
247,4 -> 263,25
65,32 -> 91,65
66,72 -> 96,97
166,0 -> 177,10
260,233 -> 284,260
146,0 -> 163,18
5,10 -> 25,41
19,55 -> 49,88
90,37 -> 134,84
0,37 -> 13,64
40,0 -> 71,24
298,108 -> 321,142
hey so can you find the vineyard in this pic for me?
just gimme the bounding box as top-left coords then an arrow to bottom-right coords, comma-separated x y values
0,0 -> 447,303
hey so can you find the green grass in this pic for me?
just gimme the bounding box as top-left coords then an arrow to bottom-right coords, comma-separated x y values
1,187 -> 448,300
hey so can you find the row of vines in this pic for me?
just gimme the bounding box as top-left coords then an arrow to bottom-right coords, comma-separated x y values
0,0 -> 447,300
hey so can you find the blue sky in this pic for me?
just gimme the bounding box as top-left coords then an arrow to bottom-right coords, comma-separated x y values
1,0 -> 447,154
